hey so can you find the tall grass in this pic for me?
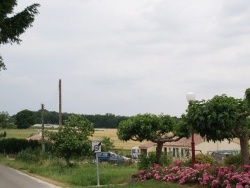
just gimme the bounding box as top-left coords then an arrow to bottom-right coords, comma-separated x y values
0,156 -> 186,187
0,156 -> 137,186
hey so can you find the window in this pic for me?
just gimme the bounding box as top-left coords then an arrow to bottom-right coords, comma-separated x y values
164,147 -> 167,153
176,148 -> 179,157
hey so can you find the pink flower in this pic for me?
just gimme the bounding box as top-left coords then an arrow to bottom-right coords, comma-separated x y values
132,161 -> 250,186
212,179 -> 219,188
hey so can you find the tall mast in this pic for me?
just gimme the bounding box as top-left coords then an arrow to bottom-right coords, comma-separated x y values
59,79 -> 62,126
41,103 -> 45,152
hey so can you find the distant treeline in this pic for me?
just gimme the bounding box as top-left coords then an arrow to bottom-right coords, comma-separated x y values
83,113 -> 128,128
8,110 -> 129,129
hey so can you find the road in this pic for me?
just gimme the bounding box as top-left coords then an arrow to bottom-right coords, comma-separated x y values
0,164 -> 61,188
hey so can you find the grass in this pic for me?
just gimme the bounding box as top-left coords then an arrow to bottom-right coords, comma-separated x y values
0,156 -> 136,186
0,156 -> 188,188
2,128 -> 38,139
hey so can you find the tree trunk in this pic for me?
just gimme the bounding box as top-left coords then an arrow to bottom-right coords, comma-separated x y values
239,135 -> 249,165
155,142 -> 163,164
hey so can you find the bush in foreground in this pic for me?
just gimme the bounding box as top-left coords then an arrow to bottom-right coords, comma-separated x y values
224,154 -> 250,168
132,160 -> 250,187
138,152 -> 173,170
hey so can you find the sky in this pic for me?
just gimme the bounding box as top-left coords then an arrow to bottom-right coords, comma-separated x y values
1,0 -> 250,117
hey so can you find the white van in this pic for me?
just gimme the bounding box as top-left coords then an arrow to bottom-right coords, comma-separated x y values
131,146 -> 140,159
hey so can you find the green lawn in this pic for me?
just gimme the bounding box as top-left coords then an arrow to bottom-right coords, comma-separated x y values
88,181 -> 185,188
1,128 -> 38,139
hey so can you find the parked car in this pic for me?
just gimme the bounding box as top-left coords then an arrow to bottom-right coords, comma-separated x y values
96,151 -> 117,162
207,150 -> 240,162
108,155 -> 131,164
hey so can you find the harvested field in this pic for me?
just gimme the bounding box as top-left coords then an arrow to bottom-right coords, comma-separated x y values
90,128 -> 147,150
3,128 -> 147,150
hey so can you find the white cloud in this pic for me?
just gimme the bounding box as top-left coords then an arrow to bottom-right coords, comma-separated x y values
1,0 -> 250,116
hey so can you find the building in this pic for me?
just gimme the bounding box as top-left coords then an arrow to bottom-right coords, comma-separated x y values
139,134 -> 240,160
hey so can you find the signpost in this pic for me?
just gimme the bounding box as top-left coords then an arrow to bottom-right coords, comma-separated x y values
92,141 -> 101,186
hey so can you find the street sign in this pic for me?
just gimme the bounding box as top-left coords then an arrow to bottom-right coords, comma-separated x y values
92,141 -> 101,153
92,141 -> 101,186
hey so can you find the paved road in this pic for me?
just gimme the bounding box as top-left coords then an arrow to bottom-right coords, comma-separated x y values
0,164 -> 61,188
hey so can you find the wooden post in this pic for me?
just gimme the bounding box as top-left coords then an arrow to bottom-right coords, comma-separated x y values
59,79 -> 62,126
41,104 -> 45,153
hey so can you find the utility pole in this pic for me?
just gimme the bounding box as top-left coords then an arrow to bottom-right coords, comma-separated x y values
41,103 -> 45,153
59,79 -> 62,126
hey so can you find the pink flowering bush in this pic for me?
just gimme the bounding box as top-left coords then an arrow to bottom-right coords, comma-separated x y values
131,160 -> 250,187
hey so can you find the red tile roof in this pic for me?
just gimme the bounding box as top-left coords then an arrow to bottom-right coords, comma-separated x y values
139,134 -> 205,149
139,141 -> 156,149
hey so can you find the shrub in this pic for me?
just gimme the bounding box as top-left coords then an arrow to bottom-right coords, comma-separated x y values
0,138 -> 40,154
195,153 -> 214,164
223,154 -> 249,167
133,162 -> 250,187
101,136 -> 115,152
16,148 -> 49,164
184,153 -> 214,166
138,152 -> 172,170
0,131 -> 6,138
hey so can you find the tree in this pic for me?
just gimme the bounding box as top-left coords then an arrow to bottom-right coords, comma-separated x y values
15,109 -> 35,129
0,111 -> 10,128
47,114 -> 94,166
0,0 -> 40,70
83,113 -> 128,128
117,113 -> 187,164
101,136 -> 115,152
0,131 -> 6,138
183,88 -> 250,165
0,56 -> 6,71
0,111 -> 15,128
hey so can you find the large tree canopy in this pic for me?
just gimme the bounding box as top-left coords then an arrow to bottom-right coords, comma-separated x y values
0,0 -> 40,70
183,88 -> 250,165
15,109 -> 35,129
117,113 -> 188,164
47,114 -> 94,166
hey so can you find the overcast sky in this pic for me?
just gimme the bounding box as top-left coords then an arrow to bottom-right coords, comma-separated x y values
1,0 -> 250,117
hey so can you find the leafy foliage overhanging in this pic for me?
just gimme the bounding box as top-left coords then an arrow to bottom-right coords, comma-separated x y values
0,0 -> 40,70
182,88 -> 250,165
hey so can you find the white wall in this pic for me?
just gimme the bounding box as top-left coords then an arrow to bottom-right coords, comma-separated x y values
196,140 -> 240,154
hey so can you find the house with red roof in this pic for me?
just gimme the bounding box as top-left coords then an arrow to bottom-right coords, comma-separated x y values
139,134 -> 240,160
